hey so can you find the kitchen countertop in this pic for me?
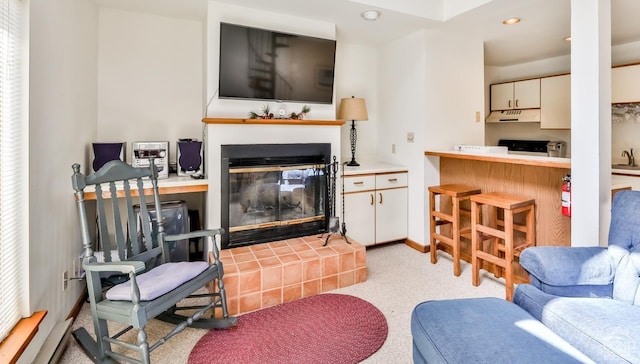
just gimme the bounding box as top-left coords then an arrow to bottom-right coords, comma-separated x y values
425,150 -> 571,169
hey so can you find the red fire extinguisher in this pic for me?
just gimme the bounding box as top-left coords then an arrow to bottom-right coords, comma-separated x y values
562,174 -> 571,217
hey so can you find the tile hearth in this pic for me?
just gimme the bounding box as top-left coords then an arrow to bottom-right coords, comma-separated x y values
211,235 -> 367,316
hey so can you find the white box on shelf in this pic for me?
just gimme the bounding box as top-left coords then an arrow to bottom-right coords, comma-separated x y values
453,145 -> 508,154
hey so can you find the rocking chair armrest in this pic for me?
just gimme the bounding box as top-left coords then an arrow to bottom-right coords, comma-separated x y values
165,228 -> 224,242
83,261 -> 146,274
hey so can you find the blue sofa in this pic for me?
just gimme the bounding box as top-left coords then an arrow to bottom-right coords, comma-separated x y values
514,189 -> 640,363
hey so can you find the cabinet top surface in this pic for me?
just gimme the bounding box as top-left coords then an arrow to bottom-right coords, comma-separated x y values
342,162 -> 408,176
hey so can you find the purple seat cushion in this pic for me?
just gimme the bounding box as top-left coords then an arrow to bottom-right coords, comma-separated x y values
105,261 -> 209,301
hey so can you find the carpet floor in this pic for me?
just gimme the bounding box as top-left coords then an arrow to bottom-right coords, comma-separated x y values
60,243 -> 505,363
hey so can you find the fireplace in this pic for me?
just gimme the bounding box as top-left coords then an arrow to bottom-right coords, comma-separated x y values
221,143 -> 331,249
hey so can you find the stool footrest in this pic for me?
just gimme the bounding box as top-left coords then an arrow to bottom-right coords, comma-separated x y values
433,219 -> 451,227
475,224 -> 506,240
432,211 -> 454,222
475,250 -> 509,268
433,233 -> 454,245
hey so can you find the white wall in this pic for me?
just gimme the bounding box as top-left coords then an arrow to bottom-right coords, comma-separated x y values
612,39 -> 640,66
377,30 -> 427,246
334,43 -> 378,163
25,0 -> 98,361
205,2 -> 336,121
421,29 -> 485,246
97,8 -> 204,164
375,28 -> 485,247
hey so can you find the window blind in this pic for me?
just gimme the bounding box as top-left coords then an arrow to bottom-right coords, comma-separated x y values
0,0 -> 28,342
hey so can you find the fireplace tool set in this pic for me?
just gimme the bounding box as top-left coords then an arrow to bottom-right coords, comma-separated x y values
324,155 -> 350,246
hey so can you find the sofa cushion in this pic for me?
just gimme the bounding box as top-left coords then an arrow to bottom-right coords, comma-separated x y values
515,284 -> 640,363
608,190 -> 640,305
105,261 -> 209,301
411,297 -> 593,363
519,246 -> 614,297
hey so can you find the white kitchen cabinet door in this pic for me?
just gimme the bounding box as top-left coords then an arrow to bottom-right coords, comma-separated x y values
490,82 -> 514,111
375,188 -> 408,243
541,74 -> 571,129
514,79 -> 541,109
343,191 -> 375,246
612,65 -> 640,103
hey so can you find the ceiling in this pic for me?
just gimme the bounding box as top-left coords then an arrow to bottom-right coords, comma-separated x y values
97,0 -> 640,67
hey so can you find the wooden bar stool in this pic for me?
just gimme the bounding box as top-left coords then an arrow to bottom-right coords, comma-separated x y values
429,184 -> 481,276
470,192 -> 535,301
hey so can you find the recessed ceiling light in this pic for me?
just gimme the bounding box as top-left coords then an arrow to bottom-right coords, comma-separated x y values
361,10 -> 381,21
502,17 -> 521,25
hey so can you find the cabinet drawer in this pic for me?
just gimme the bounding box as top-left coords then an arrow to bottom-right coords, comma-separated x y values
343,175 -> 375,193
376,172 -> 408,189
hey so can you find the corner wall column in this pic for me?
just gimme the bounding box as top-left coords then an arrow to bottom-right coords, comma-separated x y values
570,0 -> 611,246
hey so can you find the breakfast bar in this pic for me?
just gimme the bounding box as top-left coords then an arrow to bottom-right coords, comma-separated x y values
425,150 -> 572,282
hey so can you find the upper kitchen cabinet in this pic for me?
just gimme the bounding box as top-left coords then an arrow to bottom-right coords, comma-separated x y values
541,74 -> 571,129
612,64 -> 640,104
490,79 -> 541,111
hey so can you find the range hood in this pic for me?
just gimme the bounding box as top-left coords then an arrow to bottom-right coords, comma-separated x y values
486,109 -> 541,123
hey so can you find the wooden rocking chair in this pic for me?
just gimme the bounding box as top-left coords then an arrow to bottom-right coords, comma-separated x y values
71,159 -> 236,364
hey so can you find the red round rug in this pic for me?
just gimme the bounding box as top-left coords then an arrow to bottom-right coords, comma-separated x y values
188,293 -> 388,364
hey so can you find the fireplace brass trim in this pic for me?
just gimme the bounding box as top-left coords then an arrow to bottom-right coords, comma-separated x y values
229,216 -> 325,232
230,164 -> 325,174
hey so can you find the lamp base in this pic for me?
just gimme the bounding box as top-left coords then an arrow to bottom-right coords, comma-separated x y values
347,160 -> 360,167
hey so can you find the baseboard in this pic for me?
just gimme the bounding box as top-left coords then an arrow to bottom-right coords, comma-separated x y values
32,318 -> 72,364
404,239 -> 428,253
32,289 -> 87,364
66,288 -> 87,321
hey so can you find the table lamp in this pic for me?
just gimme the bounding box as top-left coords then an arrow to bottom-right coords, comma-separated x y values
338,96 -> 368,166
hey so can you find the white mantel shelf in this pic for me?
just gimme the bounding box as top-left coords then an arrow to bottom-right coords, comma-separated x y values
202,118 -> 344,126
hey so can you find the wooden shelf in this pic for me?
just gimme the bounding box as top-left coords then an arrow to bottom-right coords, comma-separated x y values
202,118 -> 344,126
80,175 -> 208,200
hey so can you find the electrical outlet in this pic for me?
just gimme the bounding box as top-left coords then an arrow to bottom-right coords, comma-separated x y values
63,271 -> 68,290
475,111 -> 481,122
392,144 -> 396,154
407,132 -> 415,143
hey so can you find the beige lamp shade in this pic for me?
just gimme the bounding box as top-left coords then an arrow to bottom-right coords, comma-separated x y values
338,97 -> 368,121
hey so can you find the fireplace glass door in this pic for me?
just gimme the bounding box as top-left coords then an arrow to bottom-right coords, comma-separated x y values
227,164 -> 326,245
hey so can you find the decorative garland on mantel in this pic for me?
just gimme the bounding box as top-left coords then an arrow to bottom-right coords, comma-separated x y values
249,105 -> 311,120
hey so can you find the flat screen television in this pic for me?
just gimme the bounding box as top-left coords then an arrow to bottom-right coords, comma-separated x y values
218,22 -> 336,104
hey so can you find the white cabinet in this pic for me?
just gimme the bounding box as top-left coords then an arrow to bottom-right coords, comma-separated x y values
490,79 -> 541,111
612,65 -> 640,103
342,170 -> 407,246
541,74 -> 571,129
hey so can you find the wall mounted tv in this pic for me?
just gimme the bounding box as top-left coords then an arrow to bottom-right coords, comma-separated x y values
218,22 -> 336,104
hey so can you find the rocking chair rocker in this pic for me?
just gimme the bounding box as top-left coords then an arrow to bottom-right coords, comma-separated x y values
71,159 -> 236,364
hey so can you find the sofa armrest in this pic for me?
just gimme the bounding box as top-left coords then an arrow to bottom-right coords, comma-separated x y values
520,246 -> 614,297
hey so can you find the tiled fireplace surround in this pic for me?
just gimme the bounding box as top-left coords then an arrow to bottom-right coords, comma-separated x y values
204,119 -> 366,315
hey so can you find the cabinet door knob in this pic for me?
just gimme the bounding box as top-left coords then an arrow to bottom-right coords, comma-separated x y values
370,194 -> 374,205
508,100 -> 512,108
515,99 -> 519,108
388,178 -> 397,182
353,181 -> 364,185
379,192 -> 383,204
